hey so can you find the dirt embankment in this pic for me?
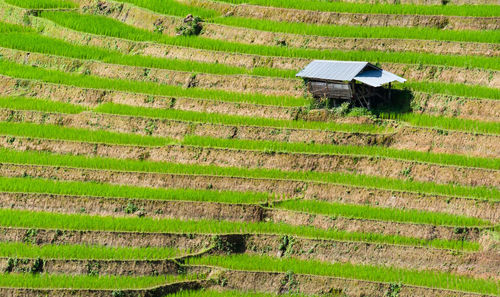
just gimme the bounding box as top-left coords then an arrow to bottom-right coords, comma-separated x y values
0,257 -> 182,277
0,47 -> 304,97
0,272 -> 494,297
391,126 -> 500,158
0,227 -> 213,250
0,281 -> 206,297
0,163 -> 497,222
2,76 -> 497,123
2,228 -> 498,280
0,191 -> 486,242
2,136 -> 498,188
411,92 -> 500,122
179,0 -> 500,31
3,107 -> 499,158
219,270 -> 490,297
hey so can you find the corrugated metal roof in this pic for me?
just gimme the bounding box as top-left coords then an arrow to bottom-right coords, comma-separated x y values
296,60 -> 405,87
296,60 -> 369,81
354,70 -> 406,87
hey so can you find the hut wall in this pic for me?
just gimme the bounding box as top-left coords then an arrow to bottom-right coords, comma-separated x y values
307,80 -> 353,100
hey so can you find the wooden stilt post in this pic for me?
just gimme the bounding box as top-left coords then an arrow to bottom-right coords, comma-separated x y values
388,82 -> 392,102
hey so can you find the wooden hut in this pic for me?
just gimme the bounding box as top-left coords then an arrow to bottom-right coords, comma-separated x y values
296,60 -> 406,108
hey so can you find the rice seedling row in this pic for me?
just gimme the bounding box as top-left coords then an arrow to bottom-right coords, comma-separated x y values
0,29 -> 296,79
187,254 -> 500,295
0,209 -> 480,250
4,12 -> 499,99
208,15 -> 500,44
0,273 -> 201,289
0,0 -> 498,295
38,10 -> 500,70
0,147 -> 497,200
4,0 -> 77,9
2,129 -> 498,190
0,242 -> 191,261
118,0 -> 500,17
0,115 -> 498,171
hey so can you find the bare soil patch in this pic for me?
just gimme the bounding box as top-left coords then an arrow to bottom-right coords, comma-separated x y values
218,270 -> 489,297
0,281 -> 206,297
0,257 -> 181,277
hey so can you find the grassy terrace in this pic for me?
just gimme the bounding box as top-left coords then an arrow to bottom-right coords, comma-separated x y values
97,0 -> 500,43
210,16 -> 500,44
187,254 -> 500,295
38,11 -> 500,70
5,19 -> 499,101
0,121 -> 175,147
0,60 -> 308,107
180,136 -> 500,170
167,292 -> 316,297
0,273 -> 201,289
0,147 -> 498,200
0,209 -> 480,250
167,292 -> 313,297
0,96 -> 386,133
0,176 -> 273,204
94,102 -> 388,133
4,0 -> 77,9
0,242 -> 191,260
0,25 -> 296,78
202,0 -> 500,17
274,199 -> 491,227
2,121 -> 498,170
380,112 -> 500,135
0,175 -> 491,227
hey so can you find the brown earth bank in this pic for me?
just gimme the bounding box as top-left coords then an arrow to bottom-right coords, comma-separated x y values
214,270 -> 492,297
2,75 -> 498,123
0,191 -> 486,242
0,47 -> 304,97
0,227 -> 214,250
1,228 -> 498,280
2,136 -> 498,188
0,163 -> 497,221
410,92 -> 500,122
3,6 -> 499,89
176,0 -> 500,31
0,281 -> 207,297
2,108 -> 499,158
0,257 -> 182,276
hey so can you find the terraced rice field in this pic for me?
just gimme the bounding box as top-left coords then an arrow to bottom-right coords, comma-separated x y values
0,0 -> 498,296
